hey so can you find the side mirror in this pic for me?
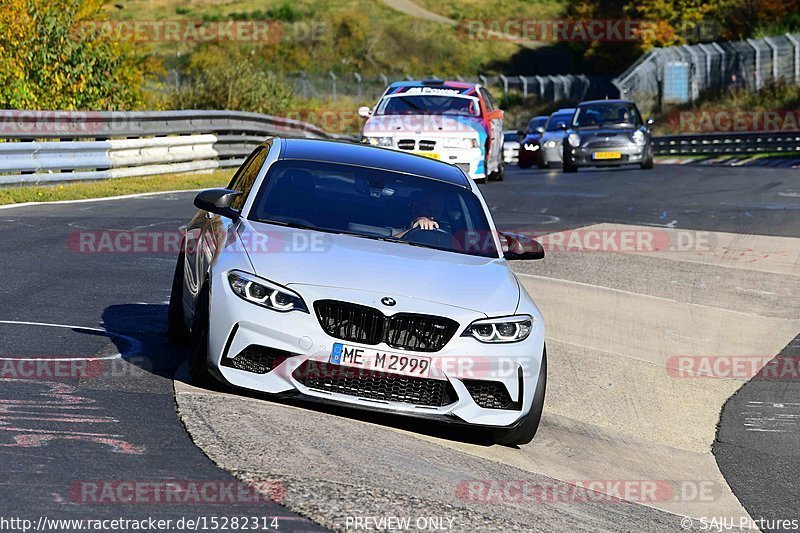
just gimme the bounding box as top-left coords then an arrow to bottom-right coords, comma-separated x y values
646,117 -> 655,126
194,189 -> 242,220
488,109 -> 504,120
358,106 -> 372,118
535,126 -> 545,134
499,232 -> 545,260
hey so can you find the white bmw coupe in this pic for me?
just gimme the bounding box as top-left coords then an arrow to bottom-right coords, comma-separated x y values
168,138 -> 547,444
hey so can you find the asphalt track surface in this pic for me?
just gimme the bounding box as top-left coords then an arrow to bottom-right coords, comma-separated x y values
0,162 -> 798,532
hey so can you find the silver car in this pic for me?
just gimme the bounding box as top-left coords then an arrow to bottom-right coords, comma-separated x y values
539,108 -> 576,168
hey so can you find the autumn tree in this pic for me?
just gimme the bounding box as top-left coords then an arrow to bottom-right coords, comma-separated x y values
0,0 -> 145,110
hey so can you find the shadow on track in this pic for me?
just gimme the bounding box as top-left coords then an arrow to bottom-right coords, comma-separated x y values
101,303 -> 501,448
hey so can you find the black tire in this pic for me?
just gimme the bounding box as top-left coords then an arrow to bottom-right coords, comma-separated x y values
187,284 -> 215,386
493,348 -> 547,446
167,252 -> 189,343
563,161 -> 578,173
641,145 -> 654,170
490,160 -> 505,181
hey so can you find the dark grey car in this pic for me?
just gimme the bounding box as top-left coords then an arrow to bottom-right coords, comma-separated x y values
561,100 -> 654,172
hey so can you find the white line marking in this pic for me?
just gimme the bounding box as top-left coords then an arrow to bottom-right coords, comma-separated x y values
0,320 -> 141,358
515,272 -> 797,320
0,188 -> 207,211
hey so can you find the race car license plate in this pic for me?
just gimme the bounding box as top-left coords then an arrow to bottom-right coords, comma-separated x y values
414,152 -> 440,160
593,151 -> 622,160
329,343 -> 432,377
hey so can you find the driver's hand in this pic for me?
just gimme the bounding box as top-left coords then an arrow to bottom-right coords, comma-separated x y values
411,217 -> 439,230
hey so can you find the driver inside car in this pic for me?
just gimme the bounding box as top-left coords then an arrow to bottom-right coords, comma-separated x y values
395,191 -> 449,237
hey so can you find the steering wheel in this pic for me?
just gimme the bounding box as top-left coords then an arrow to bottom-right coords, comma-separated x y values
401,227 -> 462,250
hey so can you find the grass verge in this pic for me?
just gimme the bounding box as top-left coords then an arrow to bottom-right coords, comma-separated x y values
0,169 -> 234,206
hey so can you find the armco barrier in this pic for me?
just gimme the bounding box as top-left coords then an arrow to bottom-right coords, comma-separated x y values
0,110 -> 342,185
2,109 -> 799,185
652,130 -> 800,156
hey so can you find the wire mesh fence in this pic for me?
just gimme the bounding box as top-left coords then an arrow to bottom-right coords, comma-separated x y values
284,72 -> 601,104
613,33 -> 800,114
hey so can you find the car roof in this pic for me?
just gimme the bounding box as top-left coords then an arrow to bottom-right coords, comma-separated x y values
277,138 -> 471,188
577,99 -> 635,106
384,80 -> 480,96
552,108 -> 576,115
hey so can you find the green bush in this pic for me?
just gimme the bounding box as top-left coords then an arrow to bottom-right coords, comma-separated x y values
167,44 -> 295,115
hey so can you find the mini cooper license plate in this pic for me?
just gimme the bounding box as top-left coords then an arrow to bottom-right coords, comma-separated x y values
414,152 -> 440,160
329,343 -> 432,377
593,151 -> 622,160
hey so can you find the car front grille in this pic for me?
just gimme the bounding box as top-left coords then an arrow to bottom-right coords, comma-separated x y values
385,313 -> 458,352
315,300 -> 385,345
418,139 -> 436,151
221,345 -> 291,374
314,300 -> 458,352
397,139 -> 416,150
462,380 -> 520,410
293,360 -> 457,407
585,137 -> 630,148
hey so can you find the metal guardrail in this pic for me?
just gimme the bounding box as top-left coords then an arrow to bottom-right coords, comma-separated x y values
0,110 -> 339,185
653,131 -> 800,156
2,110 -> 799,185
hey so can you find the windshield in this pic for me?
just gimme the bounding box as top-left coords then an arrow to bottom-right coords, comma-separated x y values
573,103 -> 642,127
545,113 -> 573,132
375,94 -> 480,117
526,117 -> 547,133
249,160 -> 498,258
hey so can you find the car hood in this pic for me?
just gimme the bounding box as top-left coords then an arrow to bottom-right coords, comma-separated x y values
363,113 -> 486,138
240,221 -> 520,315
573,126 -> 639,137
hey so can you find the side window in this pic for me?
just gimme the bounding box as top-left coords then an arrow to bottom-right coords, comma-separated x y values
479,88 -> 495,112
228,147 -> 267,211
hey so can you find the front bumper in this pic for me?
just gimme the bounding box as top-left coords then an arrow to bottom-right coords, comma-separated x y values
565,143 -> 647,166
372,142 -> 486,181
542,143 -> 563,164
207,280 -> 545,428
518,144 -> 541,166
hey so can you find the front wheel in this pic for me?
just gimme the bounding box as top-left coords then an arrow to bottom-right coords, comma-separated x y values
641,145 -> 654,169
490,160 -> 505,181
188,284 -> 215,386
167,251 -> 188,343
493,348 -> 547,446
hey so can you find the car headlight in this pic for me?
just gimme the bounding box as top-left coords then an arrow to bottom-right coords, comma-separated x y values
462,315 -> 533,343
523,143 -> 539,151
543,140 -> 557,148
567,133 -> 581,147
227,271 -> 308,313
632,130 -> 646,145
442,137 -> 479,149
361,136 -> 393,147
